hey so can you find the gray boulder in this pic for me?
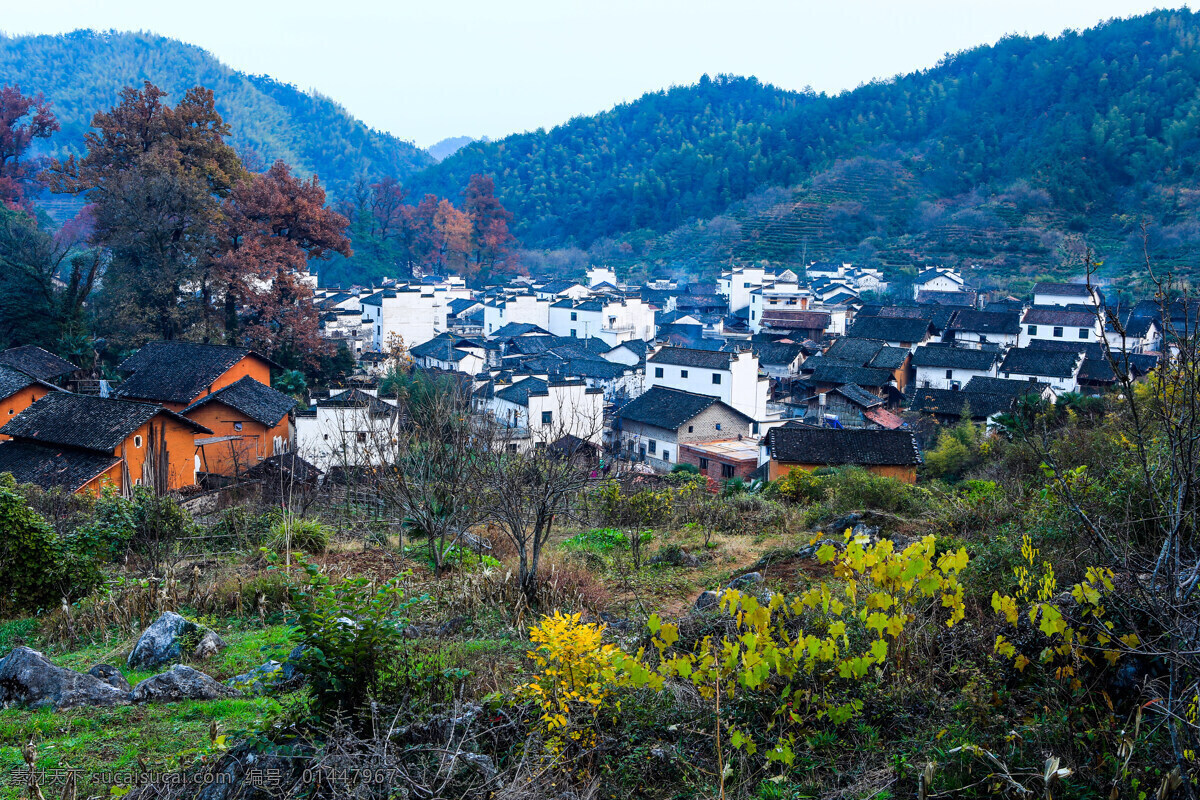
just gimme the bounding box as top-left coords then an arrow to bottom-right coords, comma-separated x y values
693,590 -> 721,612
127,612 -> 199,669
86,664 -> 132,692
127,611 -> 225,669
130,664 -> 239,703
193,630 -> 227,660
281,645 -> 306,682
725,572 -> 763,591
0,647 -> 130,710
226,661 -> 284,696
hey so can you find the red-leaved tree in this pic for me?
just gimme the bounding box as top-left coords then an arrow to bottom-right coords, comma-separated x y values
1,86 -> 59,210
217,160 -> 351,367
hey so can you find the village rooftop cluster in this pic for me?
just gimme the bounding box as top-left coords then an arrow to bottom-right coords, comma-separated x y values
0,261 -> 1171,496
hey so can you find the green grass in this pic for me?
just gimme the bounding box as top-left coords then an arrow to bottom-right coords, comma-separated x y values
0,696 -> 283,799
0,621 -> 299,798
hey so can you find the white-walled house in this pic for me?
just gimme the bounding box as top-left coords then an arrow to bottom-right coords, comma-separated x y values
478,376 -> 605,450
645,346 -> 768,420
586,266 -> 619,288
409,334 -> 486,375
546,298 -> 656,345
360,286 -> 449,352
912,267 -> 966,299
1032,282 -> 1102,309
946,310 -> 1022,349
482,294 -> 552,337
534,280 -> 590,301
1020,307 -> 1103,347
911,345 -> 1002,390
294,389 -> 402,471
998,348 -> 1084,394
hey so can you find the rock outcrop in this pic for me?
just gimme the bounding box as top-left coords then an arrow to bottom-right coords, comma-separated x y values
130,664 -> 240,703
127,611 -> 226,669
0,647 -> 130,710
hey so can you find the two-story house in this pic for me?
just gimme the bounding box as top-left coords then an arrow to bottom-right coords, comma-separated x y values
646,346 -> 768,420
0,393 -> 211,494
613,386 -> 755,472
911,345 -> 1002,390
182,376 -> 297,478
114,341 -> 277,413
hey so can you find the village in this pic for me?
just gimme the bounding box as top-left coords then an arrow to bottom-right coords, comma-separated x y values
0,260 -> 1167,499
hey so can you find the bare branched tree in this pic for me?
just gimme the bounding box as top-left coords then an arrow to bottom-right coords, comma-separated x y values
473,396 -> 603,603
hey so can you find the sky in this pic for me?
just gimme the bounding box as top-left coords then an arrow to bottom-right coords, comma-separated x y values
0,0 -> 1189,149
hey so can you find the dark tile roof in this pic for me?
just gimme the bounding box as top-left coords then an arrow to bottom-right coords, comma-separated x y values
608,339 -> 651,356
810,362 -> 893,388
448,298 -> 482,315
916,290 -> 977,308
760,310 -> 831,329
830,383 -> 884,409
846,316 -> 933,343
116,341 -> 273,405
948,310 -> 1021,335
912,345 -> 1000,371
825,338 -> 883,364
182,376 -> 296,427
866,347 -> 911,370
242,452 -> 322,483
615,386 -> 750,431
0,441 -> 121,491
963,376 -> 1052,398
917,268 -> 962,284
1021,307 -> 1098,327
0,366 -> 53,402
0,393 -> 210,452
411,336 -> 473,362
999,348 -> 1083,379
648,346 -> 734,369
767,427 -> 921,467
1033,282 -> 1093,297
753,342 -> 804,367
907,388 -> 1014,419
320,389 -> 396,415
490,322 -> 549,338
0,346 -> 78,381
494,377 -> 548,406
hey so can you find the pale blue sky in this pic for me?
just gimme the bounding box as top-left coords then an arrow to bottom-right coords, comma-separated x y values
1,0 -> 1188,148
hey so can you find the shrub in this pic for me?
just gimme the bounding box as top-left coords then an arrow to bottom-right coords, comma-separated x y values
561,527 -> 628,554
126,488 -> 197,566
773,468 -> 827,504
270,516 -> 330,554
821,467 -> 931,516
0,483 -> 96,612
287,555 -> 426,717
670,463 -> 699,475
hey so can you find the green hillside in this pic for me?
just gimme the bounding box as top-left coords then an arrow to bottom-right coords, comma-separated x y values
415,10 -> 1200,286
0,29 -> 433,197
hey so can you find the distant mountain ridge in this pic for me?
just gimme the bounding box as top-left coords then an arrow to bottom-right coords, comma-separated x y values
0,29 -> 433,196
412,9 -> 1200,287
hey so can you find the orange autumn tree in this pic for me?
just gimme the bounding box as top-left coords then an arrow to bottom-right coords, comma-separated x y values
217,160 -> 351,368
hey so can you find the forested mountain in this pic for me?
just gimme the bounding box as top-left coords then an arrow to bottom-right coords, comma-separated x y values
415,10 -> 1200,286
0,30 -> 433,197
428,136 -> 478,162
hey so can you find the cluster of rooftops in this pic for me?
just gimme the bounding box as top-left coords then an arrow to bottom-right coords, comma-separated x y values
0,264 -> 1184,494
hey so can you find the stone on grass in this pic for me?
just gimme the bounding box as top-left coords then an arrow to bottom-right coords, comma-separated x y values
86,664 -> 132,692
725,572 -> 763,591
692,590 -> 721,612
130,664 -> 239,703
193,630 -> 227,660
127,611 -> 200,669
0,647 -> 130,710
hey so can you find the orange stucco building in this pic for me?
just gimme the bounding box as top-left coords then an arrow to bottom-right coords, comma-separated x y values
183,376 -> 296,477
0,393 -> 211,495
763,426 -> 922,484
0,366 -> 56,440
114,341 -> 276,412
